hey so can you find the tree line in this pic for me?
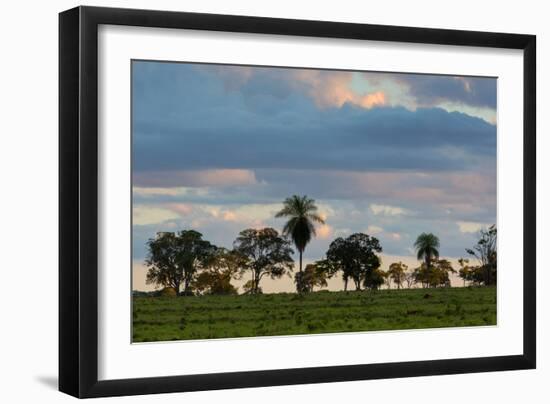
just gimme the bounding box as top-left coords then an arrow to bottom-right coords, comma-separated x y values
143,195 -> 497,296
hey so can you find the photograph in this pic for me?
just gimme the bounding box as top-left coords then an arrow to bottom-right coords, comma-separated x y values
131,60 -> 498,343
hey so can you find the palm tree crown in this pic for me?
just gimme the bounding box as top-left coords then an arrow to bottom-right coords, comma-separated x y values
275,195 -> 325,272
414,233 -> 440,268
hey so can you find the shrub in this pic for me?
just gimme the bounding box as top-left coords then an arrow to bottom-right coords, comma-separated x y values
160,287 -> 178,297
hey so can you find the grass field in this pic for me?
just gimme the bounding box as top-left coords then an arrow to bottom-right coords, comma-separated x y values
132,286 -> 496,342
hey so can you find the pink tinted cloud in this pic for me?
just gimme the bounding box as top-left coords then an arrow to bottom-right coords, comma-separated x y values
447,172 -> 495,194
291,70 -> 386,109
165,203 -> 193,216
287,169 -> 494,210
317,224 -> 333,239
222,211 -> 238,221
134,169 -> 257,188
334,170 -> 494,202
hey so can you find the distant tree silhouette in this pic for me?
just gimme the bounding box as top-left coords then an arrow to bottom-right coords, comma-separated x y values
466,225 -> 497,285
435,259 -> 456,287
275,195 -> 325,276
414,233 -> 440,287
295,262 -> 330,293
458,258 -> 474,286
145,232 -> 182,293
192,248 -> 245,295
364,268 -> 386,291
388,262 -> 408,289
145,230 -> 215,295
325,233 -> 382,291
233,228 -> 294,294
413,259 -> 455,288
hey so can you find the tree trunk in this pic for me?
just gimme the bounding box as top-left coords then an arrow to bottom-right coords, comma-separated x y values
344,278 -> 348,291
183,277 -> 190,294
426,256 -> 431,288
299,250 -> 303,273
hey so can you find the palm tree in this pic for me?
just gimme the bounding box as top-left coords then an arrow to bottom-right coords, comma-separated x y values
275,195 -> 325,273
414,233 -> 440,287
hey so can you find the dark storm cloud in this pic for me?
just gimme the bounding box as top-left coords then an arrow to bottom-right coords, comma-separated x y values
382,73 -> 497,109
406,75 -> 497,109
132,62 -> 496,176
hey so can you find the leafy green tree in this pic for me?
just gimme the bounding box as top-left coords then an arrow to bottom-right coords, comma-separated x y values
412,265 -> 428,288
177,230 -> 217,294
413,259 -> 455,288
145,232 -> 183,293
388,262 -> 408,289
364,268 -> 386,290
145,230 -> 216,295
414,233 -> 440,287
233,228 -> 294,294
466,225 -> 497,285
275,195 -> 325,274
192,248 -> 245,295
325,233 -> 382,291
295,262 -> 330,293
193,272 -> 238,295
435,259 -> 456,287
458,258 -> 474,286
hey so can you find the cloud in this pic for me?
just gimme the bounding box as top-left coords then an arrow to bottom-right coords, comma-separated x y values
262,170 -> 495,214
131,168 -> 496,233
411,75 -> 497,109
291,69 -> 386,109
133,202 -> 281,227
317,224 -> 333,239
365,226 -> 402,243
130,61 -> 497,263
370,204 -> 408,216
222,211 -> 238,221
132,62 -> 496,176
364,72 -> 497,110
133,105 -> 495,174
164,203 -> 193,216
134,169 -> 257,188
131,194 -> 494,261
366,225 -> 384,234
196,64 -> 254,91
438,101 -> 496,125
189,64 -> 495,120
133,205 -> 179,226
334,228 -> 351,237
226,203 -> 281,222
133,187 -> 181,196
456,221 -> 490,233
195,64 -> 388,110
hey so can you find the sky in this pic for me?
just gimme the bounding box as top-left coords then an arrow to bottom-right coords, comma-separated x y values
131,60 -> 497,292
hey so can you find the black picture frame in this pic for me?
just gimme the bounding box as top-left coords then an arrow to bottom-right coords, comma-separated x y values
59,5 -> 536,398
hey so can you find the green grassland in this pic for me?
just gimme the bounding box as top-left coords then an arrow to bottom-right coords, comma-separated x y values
132,286 -> 496,342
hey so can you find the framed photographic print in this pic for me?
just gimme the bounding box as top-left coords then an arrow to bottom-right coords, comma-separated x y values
59,6 -> 536,398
